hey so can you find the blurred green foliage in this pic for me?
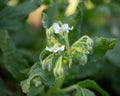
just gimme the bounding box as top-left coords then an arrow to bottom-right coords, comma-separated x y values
0,0 -> 120,96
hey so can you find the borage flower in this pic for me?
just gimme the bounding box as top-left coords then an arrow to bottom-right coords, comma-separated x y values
61,24 -> 73,32
53,23 -> 73,33
45,44 -> 65,53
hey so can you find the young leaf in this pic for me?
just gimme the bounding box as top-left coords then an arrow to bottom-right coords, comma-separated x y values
93,37 -> 116,55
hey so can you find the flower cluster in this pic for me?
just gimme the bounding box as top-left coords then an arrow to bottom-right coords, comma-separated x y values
40,22 -> 73,78
40,22 -> 93,78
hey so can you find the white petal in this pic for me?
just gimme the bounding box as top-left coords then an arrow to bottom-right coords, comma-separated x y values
53,49 -> 59,53
45,44 -> 65,53
61,24 -> 69,32
45,46 -> 50,51
45,46 -> 52,52
70,26 -> 73,30
53,23 -> 61,33
62,24 -> 73,32
60,45 -> 65,51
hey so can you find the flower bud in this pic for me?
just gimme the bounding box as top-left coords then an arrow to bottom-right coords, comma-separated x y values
53,56 -> 64,78
79,54 -> 87,66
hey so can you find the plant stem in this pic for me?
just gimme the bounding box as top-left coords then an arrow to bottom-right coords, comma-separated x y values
46,77 -> 64,96
64,33 -> 70,47
59,84 -> 77,93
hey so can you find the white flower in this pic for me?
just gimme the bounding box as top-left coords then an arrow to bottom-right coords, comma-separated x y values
61,24 -> 73,32
45,44 -> 65,53
53,23 -> 73,33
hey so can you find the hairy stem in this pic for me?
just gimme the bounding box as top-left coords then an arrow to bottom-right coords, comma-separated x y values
47,77 -> 64,96
58,84 -> 77,93
64,33 -> 70,47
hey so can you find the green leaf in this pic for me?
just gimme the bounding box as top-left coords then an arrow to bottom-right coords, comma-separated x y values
0,1 -> 39,31
110,3 -> 120,16
19,49 -> 37,63
0,79 -> 7,96
27,85 -> 45,96
76,87 -> 95,96
0,1 -> 37,19
106,39 -> 120,67
0,0 -> 8,6
93,37 -> 116,55
42,13 -> 49,29
42,0 -> 53,6
0,30 -> 28,80
21,62 -> 55,93
77,79 -> 109,96
0,0 -> 7,3
34,0 -> 42,6
21,79 -> 30,93
0,20 -> 22,31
